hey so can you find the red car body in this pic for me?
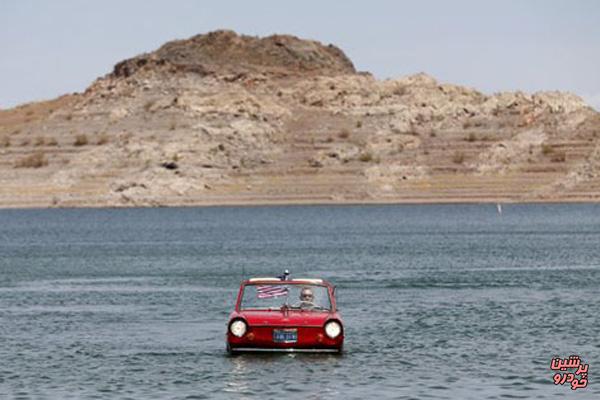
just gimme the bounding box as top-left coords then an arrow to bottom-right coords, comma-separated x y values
226,278 -> 344,353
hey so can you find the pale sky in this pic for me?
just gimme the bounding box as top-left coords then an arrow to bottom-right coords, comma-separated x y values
1,0 -> 599,110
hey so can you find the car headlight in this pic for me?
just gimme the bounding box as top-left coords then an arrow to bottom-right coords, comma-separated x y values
230,320 -> 247,337
324,321 -> 342,339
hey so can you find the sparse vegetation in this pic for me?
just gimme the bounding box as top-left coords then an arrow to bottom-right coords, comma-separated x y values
452,151 -> 465,164
74,134 -> 88,146
358,152 -> 374,162
541,143 -> 554,155
47,138 -> 58,146
393,86 -> 407,96
338,129 -> 350,139
144,99 -> 157,112
169,121 -> 177,131
356,120 -> 363,128
65,113 -> 73,121
465,133 -> 477,142
97,134 -> 109,145
15,152 -> 48,168
1,136 -> 10,148
34,137 -> 46,146
161,161 -> 178,170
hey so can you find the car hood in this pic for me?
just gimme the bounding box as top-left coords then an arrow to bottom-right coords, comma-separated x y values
239,310 -> 334,327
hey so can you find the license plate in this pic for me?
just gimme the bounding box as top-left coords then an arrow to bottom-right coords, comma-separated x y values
273,329 -> 297,343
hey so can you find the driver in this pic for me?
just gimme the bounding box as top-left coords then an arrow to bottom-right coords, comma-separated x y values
298,287 -> 316,309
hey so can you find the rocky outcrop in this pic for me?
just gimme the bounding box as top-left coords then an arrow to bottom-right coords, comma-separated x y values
111,30 -> 355,79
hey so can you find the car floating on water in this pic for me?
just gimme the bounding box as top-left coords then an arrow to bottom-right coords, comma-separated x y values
226,271 -> 344,353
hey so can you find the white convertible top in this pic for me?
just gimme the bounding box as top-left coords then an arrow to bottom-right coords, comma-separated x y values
248,277 -> 280,282
292,278 -> 323,284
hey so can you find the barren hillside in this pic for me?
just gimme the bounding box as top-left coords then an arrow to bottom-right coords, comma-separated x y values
1,30 -> 600,208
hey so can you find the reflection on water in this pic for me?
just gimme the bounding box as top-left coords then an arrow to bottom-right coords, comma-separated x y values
0,204 -> 599,399
224,356 -> 254,395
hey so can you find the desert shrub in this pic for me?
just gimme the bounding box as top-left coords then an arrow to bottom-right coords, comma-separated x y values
65,113 -> 73,121
465,133 -> 477,142
74,134 -> 88,146
541,143 -> 554,155
34,137 -> 46,146
143,100 -> 156,112
452,151 -> 465,164
356,120 -> 363,128
47,138 -> 58,146
338,129 -> 350,139
15,152 -> 48,168
393,86 -> 407,96
358,152 -> 374,162
0,136 -> 9,147
97,134 -> 109,145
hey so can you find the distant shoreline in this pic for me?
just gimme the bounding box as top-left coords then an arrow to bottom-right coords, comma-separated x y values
1,196 -> 599,210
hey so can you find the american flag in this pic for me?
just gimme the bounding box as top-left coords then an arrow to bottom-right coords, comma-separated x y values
256,285 -> 289,299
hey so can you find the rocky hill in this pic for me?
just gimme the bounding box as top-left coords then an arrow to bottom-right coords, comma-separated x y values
1,30 -> 599,208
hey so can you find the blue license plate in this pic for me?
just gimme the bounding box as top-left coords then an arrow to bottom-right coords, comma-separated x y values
273,329 -> 297,343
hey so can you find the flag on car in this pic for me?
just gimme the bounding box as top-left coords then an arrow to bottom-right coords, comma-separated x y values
257,285 -> 289,299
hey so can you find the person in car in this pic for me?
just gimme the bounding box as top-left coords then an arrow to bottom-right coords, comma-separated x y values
298,287 -> 316,309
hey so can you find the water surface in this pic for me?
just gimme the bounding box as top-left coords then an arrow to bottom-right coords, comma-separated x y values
1,204 -> 598,399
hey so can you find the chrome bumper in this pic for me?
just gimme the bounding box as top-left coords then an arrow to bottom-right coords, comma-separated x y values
230,347 -> 341,353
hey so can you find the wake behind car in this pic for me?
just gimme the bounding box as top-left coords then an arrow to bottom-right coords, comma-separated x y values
226,272 -> 344,353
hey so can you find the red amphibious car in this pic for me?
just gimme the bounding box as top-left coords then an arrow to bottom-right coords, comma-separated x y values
226,273 -> 344,353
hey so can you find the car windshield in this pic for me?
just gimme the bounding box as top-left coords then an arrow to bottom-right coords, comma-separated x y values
241,283 -> 331,311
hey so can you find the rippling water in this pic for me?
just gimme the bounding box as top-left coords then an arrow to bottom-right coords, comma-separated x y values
0,204 -> 598,399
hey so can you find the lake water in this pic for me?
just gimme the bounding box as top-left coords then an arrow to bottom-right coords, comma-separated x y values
0,204 -> 598,399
